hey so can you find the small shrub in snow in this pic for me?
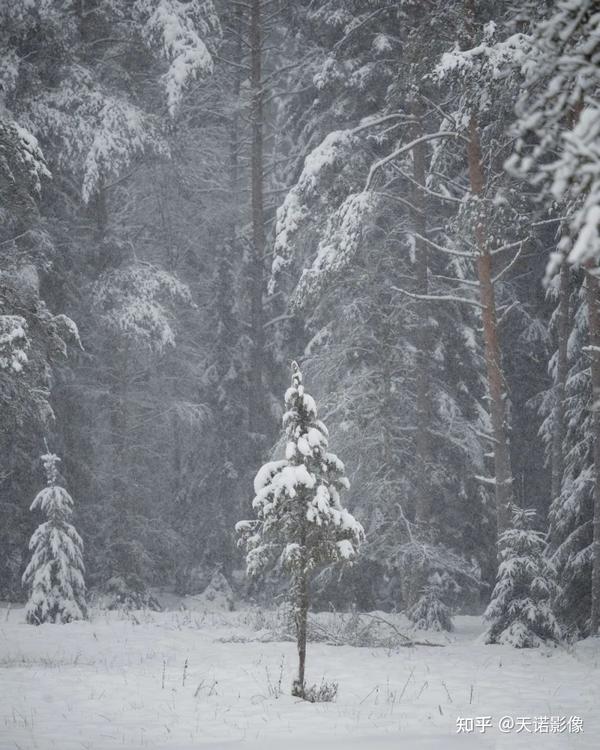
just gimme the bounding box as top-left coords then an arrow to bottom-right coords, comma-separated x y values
22,452 -> 87,624
294,678 -> 338,703
485,506 -> 561,648
407,573 -> 454,632
196,570 -> 235,611
104,574 -> 161,612
236,361 -> 364,699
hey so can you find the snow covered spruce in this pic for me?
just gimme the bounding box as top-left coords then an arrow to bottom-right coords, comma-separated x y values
485,506 -> 561,648
236,361 -> 364,700
407,571 -> 455,633
22,452 -> 87,625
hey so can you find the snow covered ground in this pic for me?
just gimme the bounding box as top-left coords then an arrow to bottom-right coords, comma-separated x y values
0,600 -> 598,750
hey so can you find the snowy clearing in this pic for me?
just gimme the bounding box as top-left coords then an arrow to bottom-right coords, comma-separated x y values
0,603 -> 598,750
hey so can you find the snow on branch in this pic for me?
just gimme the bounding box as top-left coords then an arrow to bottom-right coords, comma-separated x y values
364,132 -> 460,191
237,362 -> 364,578
272,127 -> 461,306
291,192 -> 377,305
92,263 -> 193,353
509,0 -> 600,271
272,129 -> 362,278
0,315 -> 29,373
391,286 -> 484,309
434,32 -> 532,83
30,74 -> 169,202
135,0 -> 221,116
413,232 -> 477,259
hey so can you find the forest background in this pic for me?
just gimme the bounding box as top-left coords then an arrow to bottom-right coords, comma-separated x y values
1,0 -> 599,640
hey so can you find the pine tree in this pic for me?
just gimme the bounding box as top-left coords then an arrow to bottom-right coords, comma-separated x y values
22,452 -> 87,624
485,506 -> 561,648
509,0 -> 600,633
269,1 -> 497,619
509,0 -> 600,271
406,571 -> 455,632
541,277 -> 596,637
236,361 -> 364,699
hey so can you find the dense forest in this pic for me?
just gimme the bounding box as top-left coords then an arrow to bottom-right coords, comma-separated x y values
2,0 -> 599,645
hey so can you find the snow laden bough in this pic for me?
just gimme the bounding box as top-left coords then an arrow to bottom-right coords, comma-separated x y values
236,362 -> 364,700
485,506 -> 561,648
22,452 -> 87,625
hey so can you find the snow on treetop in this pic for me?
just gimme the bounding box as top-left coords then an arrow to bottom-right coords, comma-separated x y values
23,449 -> 86,624
284,366 -> 319,419
30,485 -> 74,516
237,361 -> 363,577
41,452 -> 61,474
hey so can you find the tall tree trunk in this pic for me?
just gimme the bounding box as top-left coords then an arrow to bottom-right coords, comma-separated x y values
411,104 -> 432,528
229,6 -> 242,259
404,103 -> 433,609
292,517 -> 309,697
214,4 -> 245,575
551,102 -> 582,506
551,261 -> 570,502
249,0 -> 266,433
467,114 -> 514,537
292,566 -> 308,696
585,267 -> 600,634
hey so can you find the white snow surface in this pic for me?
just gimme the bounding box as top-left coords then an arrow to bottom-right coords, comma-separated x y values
0,602 -> 598,749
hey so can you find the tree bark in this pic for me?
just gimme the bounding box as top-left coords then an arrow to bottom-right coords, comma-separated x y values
293,566 -> 309,696
467,114 -> 514,537
585,267 -> 600,634
551,261 -> 570,502
249,0 -> 266,433
229,6 -> 242,256
411,103 -> 433,528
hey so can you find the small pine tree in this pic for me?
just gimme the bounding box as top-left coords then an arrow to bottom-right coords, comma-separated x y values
22,452 -> 87,624
485,506 -> 561,648
407,571 -> 455,632
236,361 -> 364,699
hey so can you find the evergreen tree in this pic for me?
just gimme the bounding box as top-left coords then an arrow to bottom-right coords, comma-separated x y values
541,275 -> 596,637
407,571 -> 454,632
236,361 -> 364,699
485,506 -> 561,648
510,0 -> 600,634
509,0 -> 600,270
0,0 -> 221,597
22,452 -> 87,624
